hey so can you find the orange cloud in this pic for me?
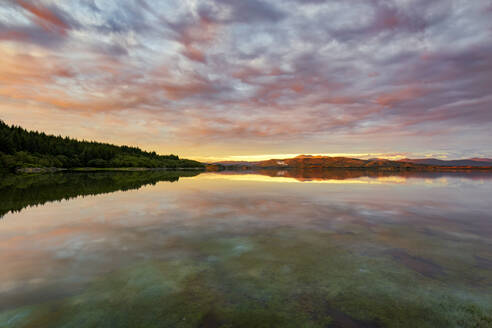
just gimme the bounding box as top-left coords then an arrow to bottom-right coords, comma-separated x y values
0,50 -> 73,84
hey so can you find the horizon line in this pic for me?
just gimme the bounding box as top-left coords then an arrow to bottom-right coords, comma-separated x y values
189,153 -> 492,163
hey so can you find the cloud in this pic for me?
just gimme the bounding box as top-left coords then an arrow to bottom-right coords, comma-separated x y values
213,0 -> 286,23
0,0 -> 80,47
15,0 -> 73,33
168,15 -> 218,63
0,0 -> 491,159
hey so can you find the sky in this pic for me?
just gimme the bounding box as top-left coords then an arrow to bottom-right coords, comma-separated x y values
1,0 -> 492,162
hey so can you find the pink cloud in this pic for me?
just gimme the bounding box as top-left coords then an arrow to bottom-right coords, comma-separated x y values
16,0 -> 70,34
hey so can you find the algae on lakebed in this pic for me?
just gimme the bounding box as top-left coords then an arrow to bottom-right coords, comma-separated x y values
1,225 -> 491,328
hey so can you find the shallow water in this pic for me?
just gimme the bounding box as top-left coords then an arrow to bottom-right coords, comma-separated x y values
0,170 -> 491,327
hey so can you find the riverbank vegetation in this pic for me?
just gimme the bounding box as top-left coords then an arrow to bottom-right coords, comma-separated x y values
0,120 -> 203,172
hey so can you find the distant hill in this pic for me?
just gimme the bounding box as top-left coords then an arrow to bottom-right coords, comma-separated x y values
399,158 -> 492,167
256,155 -> 421,169
0,120 -> 204,172
211,155 -> 492,170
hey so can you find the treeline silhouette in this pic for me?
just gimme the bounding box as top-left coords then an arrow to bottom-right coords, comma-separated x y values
0,171 -> 201,218
0,120 -> 203,172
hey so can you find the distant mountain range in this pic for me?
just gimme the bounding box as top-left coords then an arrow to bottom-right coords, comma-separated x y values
398,158 -> 492,167
209,155 -> 492,170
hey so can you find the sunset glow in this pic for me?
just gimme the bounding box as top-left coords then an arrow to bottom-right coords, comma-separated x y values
1,0 -> 492,160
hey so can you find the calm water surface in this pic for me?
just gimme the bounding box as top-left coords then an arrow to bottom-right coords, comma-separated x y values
0,171 -> 491,327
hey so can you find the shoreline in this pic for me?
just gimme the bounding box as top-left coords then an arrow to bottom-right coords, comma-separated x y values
206,165 -> 492,172
15,167 -> 205,174
12,166 -> 492,175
